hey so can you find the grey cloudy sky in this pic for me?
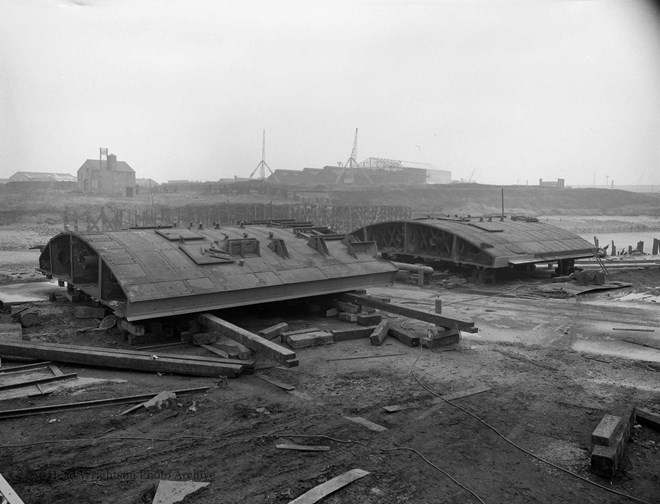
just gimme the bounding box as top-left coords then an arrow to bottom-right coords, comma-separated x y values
1,0 -> 659,186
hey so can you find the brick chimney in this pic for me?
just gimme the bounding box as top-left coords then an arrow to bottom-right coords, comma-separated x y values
107,154 -> 117,171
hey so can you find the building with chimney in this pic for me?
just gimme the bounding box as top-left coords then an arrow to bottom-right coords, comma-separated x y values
77,151 -> 136,197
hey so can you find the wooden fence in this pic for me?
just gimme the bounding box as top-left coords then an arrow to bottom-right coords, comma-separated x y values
63,203 -> 411,234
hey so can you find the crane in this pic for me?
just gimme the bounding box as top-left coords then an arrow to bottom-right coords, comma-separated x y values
249,130 -> 276,181
467,169 -> 476,183
334,128 -> 373,184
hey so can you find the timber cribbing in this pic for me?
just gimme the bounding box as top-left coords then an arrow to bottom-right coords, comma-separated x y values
63,203 -> 411,233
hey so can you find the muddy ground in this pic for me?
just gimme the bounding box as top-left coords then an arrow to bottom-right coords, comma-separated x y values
0,228 -> 659,504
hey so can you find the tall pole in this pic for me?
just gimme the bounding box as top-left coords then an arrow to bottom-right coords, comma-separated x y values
501,187 -> 504,219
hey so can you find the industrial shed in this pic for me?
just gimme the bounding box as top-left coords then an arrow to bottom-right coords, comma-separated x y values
38,223 -> 398,321
350,217 -> 597,273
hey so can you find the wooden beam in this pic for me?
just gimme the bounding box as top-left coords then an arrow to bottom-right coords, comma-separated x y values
0,373 -> 77,391
369,320 -> 390,346
255,373 -> 295,391
289,469 -> 370,504
197,314 -> 297,366
341,293 -> 476,331
0,386 -> 209,420
0,472 -> 25,504
330,326 -> 376,342
388,327 -> 420,347
0,341 -> 245,378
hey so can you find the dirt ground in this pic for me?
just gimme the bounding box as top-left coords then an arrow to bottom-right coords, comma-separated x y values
1,227 -> 660,504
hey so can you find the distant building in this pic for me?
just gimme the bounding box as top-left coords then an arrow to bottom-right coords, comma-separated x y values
135,178 -> 160,195
6,171 -> 77,191
78,153 -> 136,197
267,158 -> 451,186
9,172 -> 77,183
539,178 -> 565,189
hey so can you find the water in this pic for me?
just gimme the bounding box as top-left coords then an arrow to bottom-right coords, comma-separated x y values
579,232 -> 660,253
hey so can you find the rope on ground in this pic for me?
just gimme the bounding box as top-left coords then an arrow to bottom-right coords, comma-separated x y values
410,346 -> 653,504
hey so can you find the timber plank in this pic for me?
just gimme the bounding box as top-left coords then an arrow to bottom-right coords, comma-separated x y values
342,293 -> 475,331
369,320 -> 390,346
254,373 -> 295,391
0,341 -> 244,378
198,314 -> 297,366
388,327 -> 420,347
276,444 -> 329,452
344,416 -> 388,432
331,326 -> 376,342
0,472 -> 25,504
288,468 -> 370,504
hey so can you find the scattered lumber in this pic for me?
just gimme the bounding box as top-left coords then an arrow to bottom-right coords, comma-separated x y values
388,327 -> 420,347
0,341 -> 246,378
344,416 -> 388,432
0,372 -> 77,392
0,386 -> 209,420
0,472 -> 25,504
259,322 -> 289,339
282,327 -> 321,338
286,331 -> 333,349
369,320 -> 390,346
423,327 -> 460,348
198,314 -> 297,366
0,362 -> 52,374
635,408 -> 660,431
341,293 -> 476,332
330,326 -> 376,342
276,444 -> 329,452
334,300 -> 360,314
288,468 -> 370,504
198,344 -> 229,359
254,373 -> 295,391
338,313 -> 358,323
590,406 -> 636,477
152,480 -> 209,504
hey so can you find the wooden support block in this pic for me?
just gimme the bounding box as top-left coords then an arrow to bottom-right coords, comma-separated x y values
127,333 -> 178,346
325,308 -> 339,318
286,331 -> 334,349
636,408 -> 660,430
214,340 -> 252,360
199,344 -> 229,359
118,319 -> 146,336
592,415 -> 624,446
331,326 -> 376,342
435,299 -> 442,313
258,322 -> 288,339
357,313 -> 382,326
334,300 -> 360,314
421,333 -> 460,348
388,327 -> 420,347
338,312 -> 358,323
369,320 -> 390,346
192,332 -> 221,345
282,327 -> 321,338
426,327 -> 459,340
198,313 -> 297,366
590,406 -> 635,477
341,292 -> 476,331
74,306 -> 107,319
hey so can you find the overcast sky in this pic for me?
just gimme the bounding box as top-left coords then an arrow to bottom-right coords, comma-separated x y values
1,0 -> 659,186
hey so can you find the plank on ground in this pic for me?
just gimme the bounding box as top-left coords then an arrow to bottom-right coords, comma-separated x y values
254,373 -> 295,391
288,468 -> 370,504
0,472 -> 25,504
0,341 -> 244,378
198,313 -> 297,366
